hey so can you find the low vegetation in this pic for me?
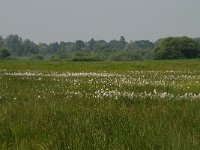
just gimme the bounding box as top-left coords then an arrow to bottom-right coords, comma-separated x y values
0,60 -> 200,149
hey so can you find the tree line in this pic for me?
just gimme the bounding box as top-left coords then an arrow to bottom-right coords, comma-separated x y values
0,34 -> 200,61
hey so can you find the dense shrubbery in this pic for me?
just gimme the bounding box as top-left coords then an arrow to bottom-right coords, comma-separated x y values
70,53 -> 100,62
30,55 -> 44,60
0,48 -> 10,59
110,50 -> 153,61
154,37 -> 200,59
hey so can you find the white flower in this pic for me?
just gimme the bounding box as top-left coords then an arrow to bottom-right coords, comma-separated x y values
160,92 -> 167,99
153,89 -> 157,94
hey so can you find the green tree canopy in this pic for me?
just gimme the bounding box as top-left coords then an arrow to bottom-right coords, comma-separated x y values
154,36 -> 200,59
119,36 -> 127,50
22,39 -> 39,55
0,48 -> 10,59
88,38 -> 96,51
75,40 -> 85,51
48,42 -> 60,54
0,36 -> 4,48
4,34 -> 23,55
125,40 -> 154,51
194,38 -> 200,45
95,40 -> 109,52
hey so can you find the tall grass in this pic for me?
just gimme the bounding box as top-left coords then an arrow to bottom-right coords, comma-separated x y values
0,60 -> 200,149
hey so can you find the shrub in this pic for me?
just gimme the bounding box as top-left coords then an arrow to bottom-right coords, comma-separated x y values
50,55 -> 61,61
70,52 -> 100,62
0,48 -> 10,59
154,37 -> 200,59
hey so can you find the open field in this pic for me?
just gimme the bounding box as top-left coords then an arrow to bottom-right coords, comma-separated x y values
0,60 -> 200,149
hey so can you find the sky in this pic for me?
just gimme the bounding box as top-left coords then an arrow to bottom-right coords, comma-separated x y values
0,0 -> 200,43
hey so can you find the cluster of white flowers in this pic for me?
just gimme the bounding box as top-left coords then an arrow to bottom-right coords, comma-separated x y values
93,89 -> 200,100
1,69 -> 200,101
2,71 -> 121,78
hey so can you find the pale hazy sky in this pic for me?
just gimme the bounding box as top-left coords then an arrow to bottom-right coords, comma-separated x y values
0,0 -> 199,43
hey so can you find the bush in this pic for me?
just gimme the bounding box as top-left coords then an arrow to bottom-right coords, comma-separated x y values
4,56 -> 19,60
110,50 -> 152,61
70,56 -> 100,62
30,55 -> 44,60
0,48 -> 10,59
50,55 -> 61,61
154,37 -> 200,59
70,53 -> 100,62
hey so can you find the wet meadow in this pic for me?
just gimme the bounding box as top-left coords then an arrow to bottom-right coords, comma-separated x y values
0,60 -> 200,149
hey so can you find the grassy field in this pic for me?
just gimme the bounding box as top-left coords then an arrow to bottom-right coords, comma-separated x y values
0,59 -> 200,149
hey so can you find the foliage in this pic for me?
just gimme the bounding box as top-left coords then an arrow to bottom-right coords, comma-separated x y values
110,50 -> 152,61
38,43 -> 49,55
194,38 -> 200,49
50,55 -> 61,61
125,40 -> 154,50
1,34 -> 200,61
4,34 -> 23,55
0,36 -> 4,48
74,40 -> 85,51
30,55 -> 44,60
88,38 -> 96,51
154,36 -> 200,59
70,52 -> 100,62
22,39 -> 39,55
95,40 -> 110,52
0,48 -> 10,59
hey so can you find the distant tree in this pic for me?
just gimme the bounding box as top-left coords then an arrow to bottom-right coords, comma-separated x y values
57,41 -> 67,55
154,36 -> 200,59
108,37 -> 128,51
38,43 -> 49,55
4,34 -> 23,55
0,36 -> 4,48
109,40 -> 121,51
95,40 -> 109,52
194,38 -> 200,45
48,42 -> 60,54
119,36 -> 127,50
125,40 -> 154,50
22,39 -> 39,55
88,38 -> 96,51
0,48 -> 10,59
75,40 -> 85,51
64,42 -> 76,54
